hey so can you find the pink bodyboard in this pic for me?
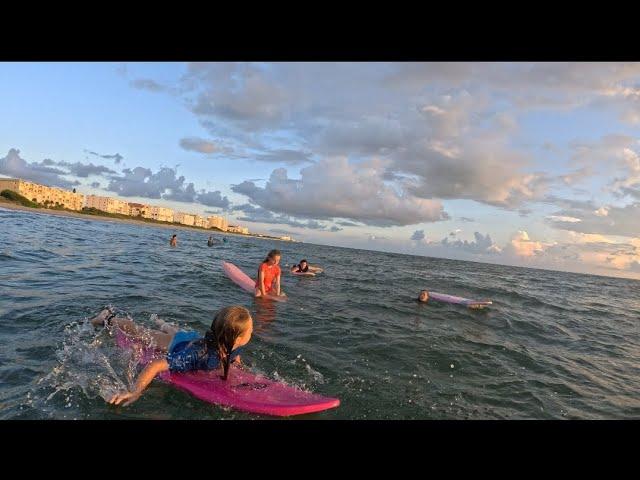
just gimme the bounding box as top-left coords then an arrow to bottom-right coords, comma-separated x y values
222,261 -> 286,302
115,330 -> 339,417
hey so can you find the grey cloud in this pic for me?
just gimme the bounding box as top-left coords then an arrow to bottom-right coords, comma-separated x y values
130,78 -> 166,92
85,150 -> 123,164
411,230 -> 425,241
179,137 -> 219,154
53,161 -> 116,178
0,148 -> 78,189
546,201 -> 640,237
106,165 -> 229,209
197,190 -> 230,209
336,220 -> 360,227
254,149 -> 314,165
330,226 -> 342,232
440,232 -> 499,254
233,203 -> 329,230
91,182 -> 101,188
458,217 -> 475,222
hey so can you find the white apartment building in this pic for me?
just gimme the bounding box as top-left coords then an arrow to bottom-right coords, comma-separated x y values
174,212 -> 196,226
149,206 -> 174,223
85,195 -> 131,215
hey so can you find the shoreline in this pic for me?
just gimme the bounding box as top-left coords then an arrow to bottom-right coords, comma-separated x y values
0,199 -> 293,241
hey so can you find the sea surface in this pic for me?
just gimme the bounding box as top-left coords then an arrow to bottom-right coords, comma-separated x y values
1,207 -> 639,419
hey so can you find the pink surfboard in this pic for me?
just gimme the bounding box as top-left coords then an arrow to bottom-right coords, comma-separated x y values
222,261 -> 286,302
428,291 -> 492,308
115,330 -> 340,417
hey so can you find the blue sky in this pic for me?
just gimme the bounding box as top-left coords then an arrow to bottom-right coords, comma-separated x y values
2,62 -> 640,279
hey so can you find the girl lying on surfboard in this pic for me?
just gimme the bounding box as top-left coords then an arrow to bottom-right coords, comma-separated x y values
256,249 -> 286,299
90,305 -> 253,406
417,290 -> 490,309
290,259 -> 323,274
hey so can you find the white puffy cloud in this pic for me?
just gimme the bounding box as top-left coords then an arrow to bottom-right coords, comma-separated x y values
231,157 -> 447,227
505,230 -> 550,257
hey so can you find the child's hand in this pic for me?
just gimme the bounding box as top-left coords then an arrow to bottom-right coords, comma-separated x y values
109,390 -> 141,406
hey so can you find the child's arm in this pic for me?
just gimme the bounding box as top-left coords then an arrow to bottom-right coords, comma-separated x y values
109,358 -> 169,406
258,268 -> 267,297
275,274 -> 281,296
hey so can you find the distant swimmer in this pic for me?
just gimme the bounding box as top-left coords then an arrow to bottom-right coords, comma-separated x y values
417,290 -> 430,303
207,235 -> 215,247
170,234 -> 177,247
255,249 -> 286,299
290,259 -> 323,274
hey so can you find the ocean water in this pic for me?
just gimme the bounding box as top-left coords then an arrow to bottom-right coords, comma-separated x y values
1,206 -> 639,420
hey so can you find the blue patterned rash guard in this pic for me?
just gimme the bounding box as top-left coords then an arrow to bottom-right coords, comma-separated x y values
166,331 -> 243,373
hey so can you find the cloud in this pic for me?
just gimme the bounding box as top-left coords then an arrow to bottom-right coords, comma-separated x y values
336,220 -> 360,227
449,229 -> 462,236
505,230 -> 549,257
85,150 -> 123,164
90,182 -> 101,188
411,230 -> 425,241
233,203 -> 330,230
441,231 -> 501,254
130,78 -> 167,92
179,137 -> 219,154
0,149 -> 78,189
184,63 -> 290,131
254,149 -> 314,165
49,160 -> 116,178
546,215 -> 582,223
105,165 -> 229,208
330,226 -> 342,232
231,157 -> 447,227
458,217 -> 475,222
546,200 -> 640,238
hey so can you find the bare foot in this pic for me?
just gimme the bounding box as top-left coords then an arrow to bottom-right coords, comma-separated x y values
91,307 -> 115,327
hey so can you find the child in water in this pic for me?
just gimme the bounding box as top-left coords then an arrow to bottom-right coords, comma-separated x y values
417,290 -> 429,303
290,259 -> 323,274
255,249 -> 286,298
170,234 -> 177,247
90,305 -> 253,406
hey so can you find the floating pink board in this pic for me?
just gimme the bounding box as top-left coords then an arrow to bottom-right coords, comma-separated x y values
115,330 -> 340,417
222,261 -> 286,302
428,291 -> 492,307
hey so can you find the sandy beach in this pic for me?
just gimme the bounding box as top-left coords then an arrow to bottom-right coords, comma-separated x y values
0,199 -> 284,241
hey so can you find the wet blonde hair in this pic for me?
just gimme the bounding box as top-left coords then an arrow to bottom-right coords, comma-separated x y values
204,306 -> 253,380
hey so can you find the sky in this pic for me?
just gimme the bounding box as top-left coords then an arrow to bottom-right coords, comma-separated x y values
1,62 -> 640,280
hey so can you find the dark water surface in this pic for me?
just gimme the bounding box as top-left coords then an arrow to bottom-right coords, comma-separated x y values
1,207 -> 639,419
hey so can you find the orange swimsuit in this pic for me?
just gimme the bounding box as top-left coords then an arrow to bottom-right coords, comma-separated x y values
256,263 -> 281,293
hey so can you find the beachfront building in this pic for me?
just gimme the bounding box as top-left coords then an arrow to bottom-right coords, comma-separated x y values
149,206 -> 174,223
0,177 -> 84,210
174,211 -> 196,226
279,235 -> 291,241
206,215 -> 228,232
128,202 -> 150,218
194,215 -> 206,228
85,195 -> 131,216
227,225 -> 249,234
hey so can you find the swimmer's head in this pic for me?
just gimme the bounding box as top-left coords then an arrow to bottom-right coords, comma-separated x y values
263,249 -> 281,265
299,259 -> 308,269
418,290 -> 429,302
205,305 -> 253,380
